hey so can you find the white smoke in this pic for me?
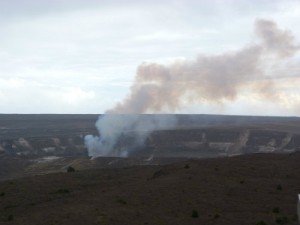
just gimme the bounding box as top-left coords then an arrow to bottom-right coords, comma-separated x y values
85,114 -> 177,158
85,19 -> 300,158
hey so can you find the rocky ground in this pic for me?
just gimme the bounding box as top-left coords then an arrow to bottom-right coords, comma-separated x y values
0,114 -> 300,224
0,153 -> 300,225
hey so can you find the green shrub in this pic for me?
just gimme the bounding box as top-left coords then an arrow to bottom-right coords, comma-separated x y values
116,199 -> 127,205
4,204 -> 17,210
54,189 -> 70,194
272,207 -> 280,214
191,210 -> 199,218
67,166 -> 75,172
151,169 -> 165,179
214,213 -> 220,219
256,221 -> 266,225
276,184 -> 282,191
275,216 -> 289,224
7,215 -> 14,221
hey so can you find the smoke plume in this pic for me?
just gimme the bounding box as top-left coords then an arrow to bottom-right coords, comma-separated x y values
85,19 -> 300,158
85,114 -> 177,157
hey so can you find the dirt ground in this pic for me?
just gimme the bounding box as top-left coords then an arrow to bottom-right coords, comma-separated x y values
0,153 -> 300,225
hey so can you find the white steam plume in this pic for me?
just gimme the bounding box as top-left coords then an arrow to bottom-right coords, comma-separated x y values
85,19 -> 300,158
85,114 -> 177,158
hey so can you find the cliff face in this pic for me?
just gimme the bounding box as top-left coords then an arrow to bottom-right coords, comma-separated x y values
141,128 -> 300,157
1,114 -> 300,181
2,128 -> 300,158
0,114 -> 97,156
1,135 -> 88,156
1,114 -> 300,158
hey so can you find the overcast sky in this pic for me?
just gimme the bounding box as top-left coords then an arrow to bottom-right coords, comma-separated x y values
0,0 -> 299,115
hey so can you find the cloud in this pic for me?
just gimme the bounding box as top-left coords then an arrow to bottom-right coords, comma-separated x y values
0,77 -> 99,113
62,87 -> 95,105
0,1 -> 299,114
2,78 -> 26,88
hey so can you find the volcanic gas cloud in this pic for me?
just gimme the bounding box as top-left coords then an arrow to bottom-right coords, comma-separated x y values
85,19 -> 300,158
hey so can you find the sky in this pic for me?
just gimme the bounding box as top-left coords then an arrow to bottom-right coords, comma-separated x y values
0,0 -> 299,115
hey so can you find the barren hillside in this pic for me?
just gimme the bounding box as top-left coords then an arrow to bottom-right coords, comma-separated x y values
0,153 -> 300,225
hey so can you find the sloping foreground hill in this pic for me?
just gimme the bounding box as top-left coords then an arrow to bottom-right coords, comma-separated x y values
0,155 -> 187,181
0,153 -> 300,225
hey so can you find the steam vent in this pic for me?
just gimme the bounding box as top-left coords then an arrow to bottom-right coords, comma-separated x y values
1,114 -> 300,159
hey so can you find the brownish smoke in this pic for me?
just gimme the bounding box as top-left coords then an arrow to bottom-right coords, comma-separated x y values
255,19 -> 299,58
107,19 -> 299,114
86,19 -> 300,158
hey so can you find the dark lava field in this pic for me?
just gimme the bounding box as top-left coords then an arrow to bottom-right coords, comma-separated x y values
1,114 -> 300,180
0,114 -> 300,225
